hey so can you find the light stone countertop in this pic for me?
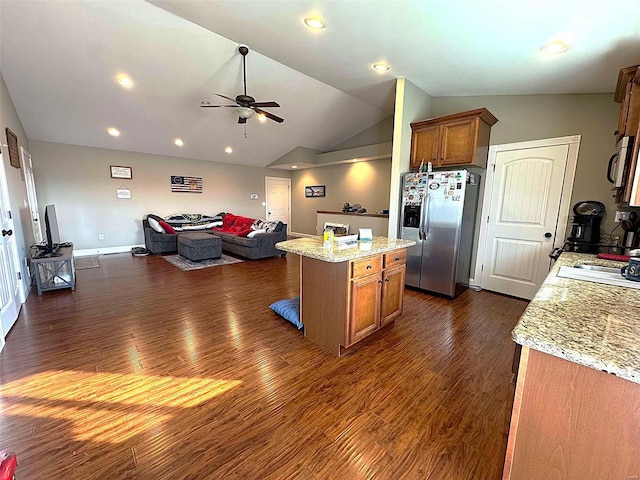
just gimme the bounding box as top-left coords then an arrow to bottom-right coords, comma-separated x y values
276,236 -> 415,263
513,252 -> 640,384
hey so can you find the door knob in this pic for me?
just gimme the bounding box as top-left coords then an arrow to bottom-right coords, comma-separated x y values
544,232 -> 552,238
2,229 -> 13,237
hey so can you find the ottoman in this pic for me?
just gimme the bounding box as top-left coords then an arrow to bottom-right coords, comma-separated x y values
177,233 -> 222,261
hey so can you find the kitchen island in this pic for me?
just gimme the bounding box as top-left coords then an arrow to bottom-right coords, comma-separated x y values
276,236 -> 415,356
504,252 -> 640,479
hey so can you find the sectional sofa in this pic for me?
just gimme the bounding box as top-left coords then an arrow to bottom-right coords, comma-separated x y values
143,213 -> 287,260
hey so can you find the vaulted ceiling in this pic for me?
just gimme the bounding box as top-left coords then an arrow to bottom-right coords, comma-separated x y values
1,0 -> 638,168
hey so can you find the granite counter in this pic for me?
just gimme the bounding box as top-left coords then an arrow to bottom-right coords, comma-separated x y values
512,251 -> 640,384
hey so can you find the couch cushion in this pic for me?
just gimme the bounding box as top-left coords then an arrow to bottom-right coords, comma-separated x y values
148,217 -> 164,233
229,235 -> 258,247
269,296 -> 302,329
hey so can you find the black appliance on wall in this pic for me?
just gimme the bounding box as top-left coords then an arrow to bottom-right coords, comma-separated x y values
566,201 -> 605,253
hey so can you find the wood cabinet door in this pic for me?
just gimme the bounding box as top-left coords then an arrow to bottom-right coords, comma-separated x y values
348,274 -> 381,346
410,125 -> 439,170
381,265 -> 405,326
439,118 -> 478,166
625,80 -> 640,137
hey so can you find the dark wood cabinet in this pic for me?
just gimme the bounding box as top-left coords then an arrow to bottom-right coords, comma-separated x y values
410,108 -> 497,170
614,65 -> 640,206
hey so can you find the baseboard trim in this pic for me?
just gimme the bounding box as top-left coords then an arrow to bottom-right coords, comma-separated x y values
289,231 -> 314,238
74,244 -> 145,257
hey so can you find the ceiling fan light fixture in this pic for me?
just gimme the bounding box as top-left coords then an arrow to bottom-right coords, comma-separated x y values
258,113 -> 267,123
304,17 -> 325,29
540,40 -> 568,54
115,74 -> 134,89
373,63 -> 390,72
237,106 -> 255,119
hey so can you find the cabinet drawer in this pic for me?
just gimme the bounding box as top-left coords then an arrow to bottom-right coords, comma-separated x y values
351,255 -> 382,278
384,249 -> 406,269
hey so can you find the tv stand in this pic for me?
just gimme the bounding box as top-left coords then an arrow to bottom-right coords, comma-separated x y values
31,245 -> 75,295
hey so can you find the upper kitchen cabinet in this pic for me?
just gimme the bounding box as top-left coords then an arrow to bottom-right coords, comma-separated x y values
614,65 -> 640,141
613,64 -> 640,206
410,108 -> 498,170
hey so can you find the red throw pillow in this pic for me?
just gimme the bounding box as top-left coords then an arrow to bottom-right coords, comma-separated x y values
159,220 -> 176,234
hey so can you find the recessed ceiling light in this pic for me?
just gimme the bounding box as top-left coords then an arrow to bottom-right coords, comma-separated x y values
115,74 -> 134,89
107,127 -> 120,137
225,146 -> 233,154
352,158 -> 359,163
174,138 -> 184,147
258,113 -> 267,123
304,17 -> 325,29
201,100 -> 211,105
540,41 -> 568,54
373,63 -> 390,72
291,165 -> 298,169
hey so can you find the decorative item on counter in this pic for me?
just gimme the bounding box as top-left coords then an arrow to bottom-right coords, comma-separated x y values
621,249 -> 640,282
323,228 -> 334,247
359,228 -> 373,241
342,203 -> 367,213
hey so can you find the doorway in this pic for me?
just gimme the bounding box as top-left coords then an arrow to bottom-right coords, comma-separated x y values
0,153 -> 23,348
265,177 -> 291,227
476,136 -> 580,300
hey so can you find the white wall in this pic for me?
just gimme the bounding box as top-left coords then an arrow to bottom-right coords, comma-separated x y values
388,78 -> 434,236
0,71 -> 32,297
29,141 -> 290,250
290,159 -> 391,235
431,94 -> 626,235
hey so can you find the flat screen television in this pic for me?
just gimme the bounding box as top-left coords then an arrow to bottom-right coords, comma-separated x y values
43,204 -> 61,256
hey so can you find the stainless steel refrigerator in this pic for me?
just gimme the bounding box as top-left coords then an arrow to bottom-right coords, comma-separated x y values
399,169 -> 479,298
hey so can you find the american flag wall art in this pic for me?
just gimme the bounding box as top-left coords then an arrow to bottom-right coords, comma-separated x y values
171,175 -> 203,193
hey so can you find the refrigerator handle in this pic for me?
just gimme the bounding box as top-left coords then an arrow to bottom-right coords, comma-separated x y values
421,194 -> 430,240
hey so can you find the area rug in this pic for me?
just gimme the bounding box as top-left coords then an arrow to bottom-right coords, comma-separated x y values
162,253 -> 244,271
74,256 -> 100,270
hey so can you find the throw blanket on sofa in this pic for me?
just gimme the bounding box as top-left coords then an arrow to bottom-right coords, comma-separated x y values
164,213 -> 225,231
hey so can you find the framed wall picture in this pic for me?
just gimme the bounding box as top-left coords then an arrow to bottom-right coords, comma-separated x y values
305,185 -> 326,197
110,165 -> 132,179
5,128 -> 20,169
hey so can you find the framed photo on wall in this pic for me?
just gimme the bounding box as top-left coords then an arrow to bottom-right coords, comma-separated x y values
5,128 -> 20,169
305,185 -> 325,197
110,165 -> 132,179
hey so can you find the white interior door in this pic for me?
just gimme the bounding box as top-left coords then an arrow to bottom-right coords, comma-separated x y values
0,153 -> 21,345
480,137 -> 579,300
21,146 -> 43,243
265,177 -> 291,226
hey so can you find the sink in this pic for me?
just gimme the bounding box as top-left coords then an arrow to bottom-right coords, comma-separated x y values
557,264 -> 640,290
572,265 -> 622,274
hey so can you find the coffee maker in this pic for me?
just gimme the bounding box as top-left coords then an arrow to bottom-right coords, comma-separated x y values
566,201 -> 605,253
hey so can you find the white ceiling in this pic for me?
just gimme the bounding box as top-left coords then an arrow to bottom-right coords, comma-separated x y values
1,0 -> 639,168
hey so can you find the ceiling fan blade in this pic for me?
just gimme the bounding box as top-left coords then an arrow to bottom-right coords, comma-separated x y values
254,107 -> 284,123
200,104 -> 237,108
216,93 -> 239,104
251,101 -> 280,108
238,117 -> 247,124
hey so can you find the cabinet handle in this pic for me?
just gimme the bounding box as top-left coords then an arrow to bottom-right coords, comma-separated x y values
378,279 -> 383,284
394,257 -> 400,261
366,265 -> 372,269
385,278 -> 390,283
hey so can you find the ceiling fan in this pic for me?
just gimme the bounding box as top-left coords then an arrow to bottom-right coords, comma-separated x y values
201,45 -> 284,124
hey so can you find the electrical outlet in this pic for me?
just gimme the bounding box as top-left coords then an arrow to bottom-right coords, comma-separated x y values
615,211 -> 630,222
98,233 -> 105,240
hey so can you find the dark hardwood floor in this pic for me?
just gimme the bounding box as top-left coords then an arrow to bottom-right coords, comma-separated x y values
0,252 -> 528,479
